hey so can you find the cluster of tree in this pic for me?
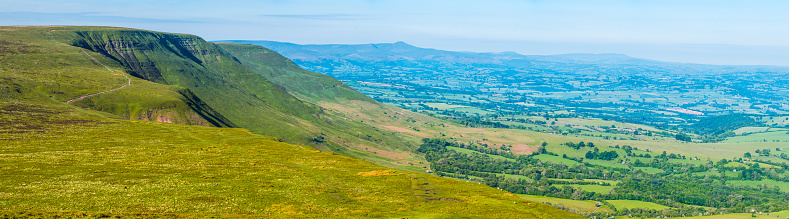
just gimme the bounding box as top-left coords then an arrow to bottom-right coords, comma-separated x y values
655,151 -> 685,160
687,113 -> 758,136
565,141 -> 594,150
675,132 -> 692,142
584,148 -> 619,160
442,116 -> 512,129
780,153 -> 789,161
457,142 -> 516,159
613,179 -> 789,211
756,148 -> 771,156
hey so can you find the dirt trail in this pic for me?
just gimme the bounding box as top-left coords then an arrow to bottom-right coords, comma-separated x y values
66,50 -> 131,103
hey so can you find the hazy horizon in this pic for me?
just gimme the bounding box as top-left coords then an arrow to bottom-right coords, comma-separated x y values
2,0 -> 787,66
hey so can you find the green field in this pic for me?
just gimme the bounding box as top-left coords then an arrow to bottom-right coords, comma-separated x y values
606,200 -> 671,210
583,179 -> 620,185
733,127 -> 771,135
725,162 -> 749,168
585,159 -> 628,169
752,157 -> 789,166
769,210 -> 789,218
518,195 -> 613,214
633,167 -> 664,174
575,185 -> 614,194
692,169 -> 721,177
533,154 -> 581,166
668,159 -> 711,165
723,131 -> 789,143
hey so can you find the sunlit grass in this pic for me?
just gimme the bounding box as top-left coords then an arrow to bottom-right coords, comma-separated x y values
0,100 -> 580,218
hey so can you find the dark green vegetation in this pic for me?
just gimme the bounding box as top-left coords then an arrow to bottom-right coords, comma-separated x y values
0,26 -> 581,218
418,138 -> 789,218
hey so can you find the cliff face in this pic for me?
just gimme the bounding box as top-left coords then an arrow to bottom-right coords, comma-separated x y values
55,27 -> 324,143
71,30 -> 229,85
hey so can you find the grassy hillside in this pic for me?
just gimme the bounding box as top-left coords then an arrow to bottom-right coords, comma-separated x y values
0,100 -> 580,218
217,43 -> 373,103
219,43 -> 441,169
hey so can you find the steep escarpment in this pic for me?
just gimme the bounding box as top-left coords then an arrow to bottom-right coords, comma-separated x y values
51,27 -> 325,143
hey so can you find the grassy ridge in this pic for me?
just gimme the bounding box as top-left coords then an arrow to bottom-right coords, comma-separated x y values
48,26 -> 324,143
0,100 -> 580,218
217,43 -> 373,103
0,26 -> 233,128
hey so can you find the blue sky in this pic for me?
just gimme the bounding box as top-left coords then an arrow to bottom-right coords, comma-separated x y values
1,0 -> 787,66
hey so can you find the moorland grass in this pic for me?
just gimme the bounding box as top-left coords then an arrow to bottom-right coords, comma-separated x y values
0,101 -> 580,218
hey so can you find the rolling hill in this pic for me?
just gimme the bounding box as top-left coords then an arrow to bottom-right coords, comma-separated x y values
0,26 -> 581,218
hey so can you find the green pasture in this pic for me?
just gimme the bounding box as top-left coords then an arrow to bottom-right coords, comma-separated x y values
606,200 -> 670,211
518,195 -> 613,214
533,154 -> 581,166
633,167 -> 664,174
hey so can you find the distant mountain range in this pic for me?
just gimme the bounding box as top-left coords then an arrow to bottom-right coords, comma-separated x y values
222,40 -> 645,64
219,40 -> 789,76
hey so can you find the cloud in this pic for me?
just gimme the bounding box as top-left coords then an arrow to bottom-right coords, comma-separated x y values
260,14 -> 363,20
0,12 -> 200,24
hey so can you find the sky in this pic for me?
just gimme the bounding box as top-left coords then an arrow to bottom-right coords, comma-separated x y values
1,0 -> 787,66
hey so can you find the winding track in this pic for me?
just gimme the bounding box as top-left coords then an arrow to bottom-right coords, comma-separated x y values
65,49 -> 131,103
46,29 -> 131,104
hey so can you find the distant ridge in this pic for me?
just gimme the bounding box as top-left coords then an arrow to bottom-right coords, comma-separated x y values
217,40 -> 789,75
